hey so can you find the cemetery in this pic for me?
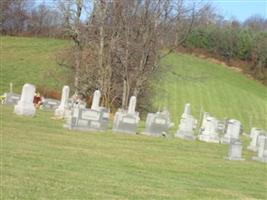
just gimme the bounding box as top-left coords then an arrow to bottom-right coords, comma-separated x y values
5,82 -> 267,166
2,32 -> 267,198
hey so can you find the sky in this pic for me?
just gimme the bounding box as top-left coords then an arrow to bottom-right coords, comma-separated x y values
210,0 -> 267,21
41,0 -> 267,22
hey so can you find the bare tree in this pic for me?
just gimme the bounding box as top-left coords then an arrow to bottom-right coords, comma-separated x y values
58,0 -> 200,109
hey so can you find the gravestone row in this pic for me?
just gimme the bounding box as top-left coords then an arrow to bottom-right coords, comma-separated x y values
11,83 -> 267,163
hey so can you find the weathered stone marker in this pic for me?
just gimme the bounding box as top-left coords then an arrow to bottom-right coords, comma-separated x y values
144,109 -> 172,136
198,113 -> 220,143
14,83 -> 36,116
91,90 -> 101,110
55,85 -> 70,118
64,90 -> 109,131
221,119 -> 242,144
3,92 -> 21,105
41,98 -> 61,111
247,128 -> 265,151
225,139 -> 245,161
175,103 -> 197,140
252,135 -> 267,163
112,96 -> 140,134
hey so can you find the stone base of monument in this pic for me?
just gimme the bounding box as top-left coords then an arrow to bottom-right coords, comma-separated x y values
143,113 -> 170,137
175,130 -> 196,140
198,134 -> 220,143
14,103 -> 36,116
224,140 -> 244,161
64,107 -> 109,131
112,110 -> 139,134
41,98 -> 60,111
252,156 -> 267,163
3,92 -> 21,105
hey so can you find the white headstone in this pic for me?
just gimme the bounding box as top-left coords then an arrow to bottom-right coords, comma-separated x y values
113,99 -> 140,134
91,90 -> 101,110
247,128 -> 263,151
128,96 -> 136,115
199,116 -> 220,143
184,103 -> 191,115
55,85 -> 70,117
175,104 -> 197,140
225,140 -> 244,161
221,119 -> 242,144
144,109 -> 172,136
14,83 -> 36,116
252,135 -> 267,163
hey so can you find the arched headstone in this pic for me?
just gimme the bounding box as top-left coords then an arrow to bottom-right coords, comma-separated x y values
128,96 -> 136,115
55,85 -> 70,117
91,90 -> 101,110
14,83 -> 36,116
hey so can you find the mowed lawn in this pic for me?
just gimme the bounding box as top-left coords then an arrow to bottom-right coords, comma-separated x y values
1,36 -> 70,94
154,53 -> 267,131
2,105 -> 267,199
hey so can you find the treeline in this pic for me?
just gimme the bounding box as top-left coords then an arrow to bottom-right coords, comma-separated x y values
0,0 -> 64,37
184,16 -> 267,82
1,1 -> 267,109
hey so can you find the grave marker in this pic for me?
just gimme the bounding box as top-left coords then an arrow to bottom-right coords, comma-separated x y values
14,83 -> 36,116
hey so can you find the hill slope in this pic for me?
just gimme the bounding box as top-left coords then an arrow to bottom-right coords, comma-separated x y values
2,106 -> 267,199
153,53 -> 267,131
2,36 -> 266,131
1,36 -> 70,94
2,37 -> 267,199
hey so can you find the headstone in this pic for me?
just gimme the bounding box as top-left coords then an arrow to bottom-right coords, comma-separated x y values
198,114 -> 220,143
144,109 -> 172,136
91,90 -> 101,110
14,83 -> 36,116
252,135 -> 267,163
55,85 -> 70,118
221,119 -> 242,144
247,128 -> 265,151
225,139 -> 245,161
41,98 -> 61,111
64,90 -> 109,131
64,107 -> 109,131
175,103 -> 197,140
3,92 -> 21,105
112,96 -> 140,134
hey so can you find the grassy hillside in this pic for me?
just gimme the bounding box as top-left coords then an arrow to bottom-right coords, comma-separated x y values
1,36 -> 70,94
2,36 -> 266,131
154,53 -> 267,131
2,105 -> 267,199
2,36 -> 267,199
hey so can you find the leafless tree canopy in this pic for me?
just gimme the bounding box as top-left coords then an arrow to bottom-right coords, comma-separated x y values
56,0 -> 200,109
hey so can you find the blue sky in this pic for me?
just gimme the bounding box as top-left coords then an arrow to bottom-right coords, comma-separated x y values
41,0 -> 266,22
210,0 -> 267,21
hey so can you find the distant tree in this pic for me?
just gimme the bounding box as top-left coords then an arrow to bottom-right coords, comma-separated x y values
0,0 -> 33,35
243,15 -> 267,32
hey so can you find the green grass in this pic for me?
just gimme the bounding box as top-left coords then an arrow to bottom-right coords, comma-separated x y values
2,105 -> 267,199
154,53 -> 267,131
1,36 -> 266,131
1,36 -> 267,199
1,36 -> 70,94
